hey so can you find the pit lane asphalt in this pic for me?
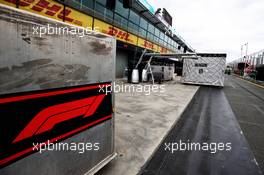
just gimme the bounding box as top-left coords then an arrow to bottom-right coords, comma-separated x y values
139,76 -> 263,175
224,75 -> 264,172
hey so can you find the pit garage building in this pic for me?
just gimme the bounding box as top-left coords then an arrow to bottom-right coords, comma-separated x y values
0,0 -> 194,78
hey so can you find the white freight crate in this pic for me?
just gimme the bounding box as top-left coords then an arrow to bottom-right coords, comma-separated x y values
181,53 -> 226,87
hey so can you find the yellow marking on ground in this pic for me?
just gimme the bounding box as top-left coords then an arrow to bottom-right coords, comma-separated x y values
235,76 -> 264,89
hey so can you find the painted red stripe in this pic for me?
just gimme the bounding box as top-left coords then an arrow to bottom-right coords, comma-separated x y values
0,83 -> 110,104
0,115 -> 112,166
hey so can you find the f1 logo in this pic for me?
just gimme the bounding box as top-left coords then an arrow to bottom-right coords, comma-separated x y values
13,94 -> 105,143
0,82 -> 112,167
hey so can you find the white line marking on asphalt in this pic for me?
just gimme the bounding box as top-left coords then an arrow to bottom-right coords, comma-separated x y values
239,120 -> 263,126
230,83 -> 236,88
252,104 -> 264,115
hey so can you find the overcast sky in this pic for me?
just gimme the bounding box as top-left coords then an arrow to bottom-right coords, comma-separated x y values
148,0 -> 264,62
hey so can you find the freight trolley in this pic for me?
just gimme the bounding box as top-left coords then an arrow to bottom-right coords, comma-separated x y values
181,53 -> 227,87
0,4 -> 116,175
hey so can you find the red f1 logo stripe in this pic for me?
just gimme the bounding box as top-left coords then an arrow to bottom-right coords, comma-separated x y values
13,95 -> 105,143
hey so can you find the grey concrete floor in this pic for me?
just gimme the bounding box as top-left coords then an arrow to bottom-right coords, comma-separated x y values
96,77 -> 199,175
224,75 -> 264,172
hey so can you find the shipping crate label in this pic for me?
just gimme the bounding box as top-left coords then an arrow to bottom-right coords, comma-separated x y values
0,0 -> 93,27
0,83 -> 112,167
